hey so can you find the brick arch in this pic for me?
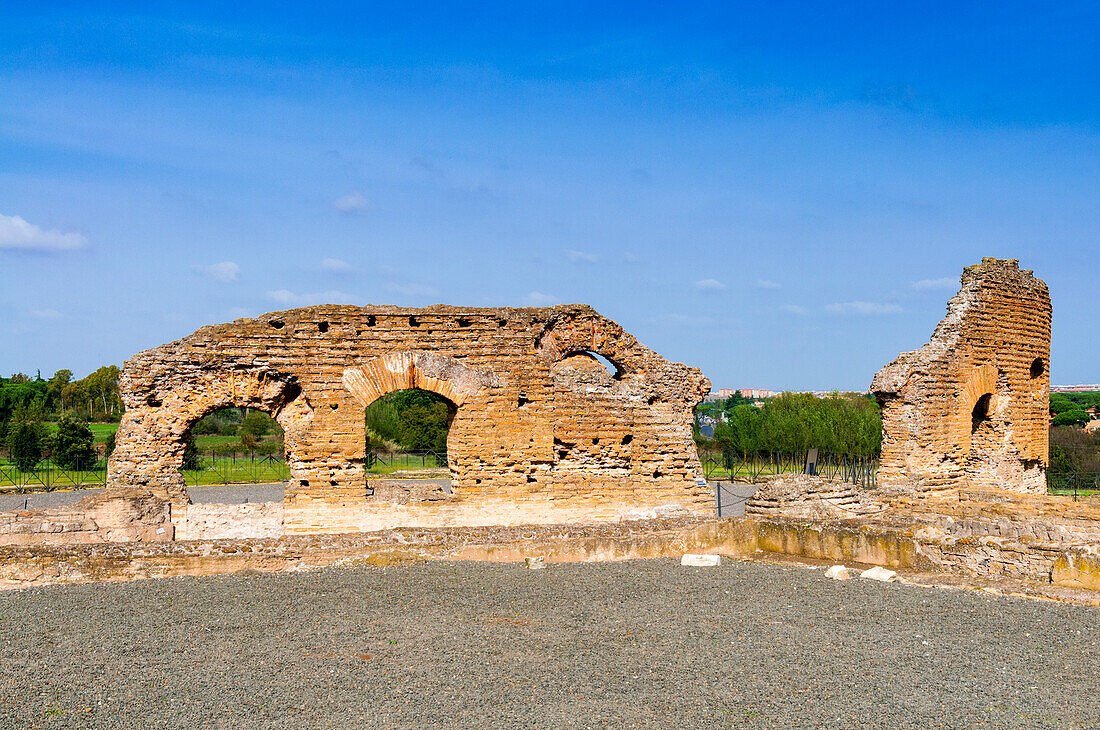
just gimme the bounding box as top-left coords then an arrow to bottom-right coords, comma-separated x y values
961,364 -> 999,413
536,315 -> 638,375
958,364 -> 1000,456
107,368 -> 312,504
341,351 -> 500,408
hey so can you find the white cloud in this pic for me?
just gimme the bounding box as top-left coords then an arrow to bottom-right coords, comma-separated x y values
524,291 -> 559,306
911,277 -> 957,291
755,279 -> 780,289
693,278 -> 725,291
780,304 -> 809,316
320,257 -> 353,273
267,289 -> 359,306
31,308 -> 63,319
826,301 -> 903,315
192,261 -> 240,283
333,191 -> 371,213
0,213 -> 87,252
386,282 -> 438,297
623,252 -> 641,264
565,249 -> 597,263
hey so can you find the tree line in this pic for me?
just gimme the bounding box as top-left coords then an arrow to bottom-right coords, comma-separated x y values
1049,392 -> 1099,428
1,367 -> 123,471
0,367 -> 122,427
696,391 -> 883,456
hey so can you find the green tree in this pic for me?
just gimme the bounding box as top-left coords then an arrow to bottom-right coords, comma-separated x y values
46,369 -> 73,413
714,404 -> 762,456
6,401 -> 47,471
49,412 -> 98,469
396,401 -> 452,451
1053,407 -> 1090,427
239,410 -> 276,439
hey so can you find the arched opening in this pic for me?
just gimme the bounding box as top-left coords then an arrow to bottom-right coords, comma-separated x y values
1029,357 -> 1045,379
180,406 -> 289,504
364,389 -> 455,485
559,350 -> 622,379
971,393 -> 993,434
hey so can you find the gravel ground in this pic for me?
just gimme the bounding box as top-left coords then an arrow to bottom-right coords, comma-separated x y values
0,488 -> 105,512
0,560 -> 1097,729
0,478 -> 454,511
186,483 -> 285,504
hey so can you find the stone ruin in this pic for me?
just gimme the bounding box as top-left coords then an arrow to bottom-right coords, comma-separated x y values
105,304 -> 712,535
871,258 -> 1051,495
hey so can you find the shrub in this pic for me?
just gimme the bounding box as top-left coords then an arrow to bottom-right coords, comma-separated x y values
49,412 -> 98,469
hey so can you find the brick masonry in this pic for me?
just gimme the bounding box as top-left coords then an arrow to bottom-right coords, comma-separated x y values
871,258 -> 1051,495
106,305 -> 712,532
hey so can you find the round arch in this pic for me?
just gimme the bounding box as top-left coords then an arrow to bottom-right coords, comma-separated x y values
107,368 -> 312,504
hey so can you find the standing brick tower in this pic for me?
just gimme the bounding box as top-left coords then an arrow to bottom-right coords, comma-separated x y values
871,258 -> 1051,495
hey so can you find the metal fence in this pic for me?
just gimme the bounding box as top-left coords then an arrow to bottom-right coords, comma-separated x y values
1046,471 -> 1100,501
699,449 -> 879,489
181,450 -> 291,486
0,457 -> 108,492
366,449 -> 448,471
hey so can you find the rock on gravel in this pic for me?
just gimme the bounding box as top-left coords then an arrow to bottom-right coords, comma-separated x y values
860,566 -> 899,582
0,559 -> 1097,729
680,554 -> 721,566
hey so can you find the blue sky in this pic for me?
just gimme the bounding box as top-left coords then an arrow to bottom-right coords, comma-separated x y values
2,2 -> 1097,390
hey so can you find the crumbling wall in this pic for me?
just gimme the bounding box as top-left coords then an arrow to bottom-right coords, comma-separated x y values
871,258 -> 1051,495
107,305 -> 711,533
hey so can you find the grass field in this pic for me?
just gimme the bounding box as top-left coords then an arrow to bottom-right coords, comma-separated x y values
42,422 -> 119,443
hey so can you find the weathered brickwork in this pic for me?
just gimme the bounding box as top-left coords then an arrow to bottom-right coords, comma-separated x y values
107,305 -> 712,532
871,258 -> 1051,495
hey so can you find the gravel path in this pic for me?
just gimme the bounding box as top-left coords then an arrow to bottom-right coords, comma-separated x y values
0,478 -> 454,511
0,559 -> 1096,729
0,488 -> 105,512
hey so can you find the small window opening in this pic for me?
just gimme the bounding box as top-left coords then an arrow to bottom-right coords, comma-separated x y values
269,319 -> 285,329
971,393 -> 993,433
1029,357 -> 1045,379
318,321 -> 329,333
409,316 -> 420,327
367,315 -> 376,326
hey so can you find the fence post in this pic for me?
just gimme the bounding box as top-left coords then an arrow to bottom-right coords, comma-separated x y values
715,481 -> 722,518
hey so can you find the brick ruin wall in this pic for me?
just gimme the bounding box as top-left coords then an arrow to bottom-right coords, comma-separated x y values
871,258 -> 1051,495
105,305 -> 712,533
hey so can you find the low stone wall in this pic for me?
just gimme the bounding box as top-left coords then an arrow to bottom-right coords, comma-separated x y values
174,503 -> 285,541
0,492 -> 172,546
2,515 -> 1097,597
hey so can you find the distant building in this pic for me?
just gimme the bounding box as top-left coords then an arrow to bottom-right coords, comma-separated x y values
707,387 -> 870,401
1051,384 -> 1100,393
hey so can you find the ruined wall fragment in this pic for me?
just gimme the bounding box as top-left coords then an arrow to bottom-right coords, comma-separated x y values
107,305 -> 712,533
871,258 -> 1051,495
